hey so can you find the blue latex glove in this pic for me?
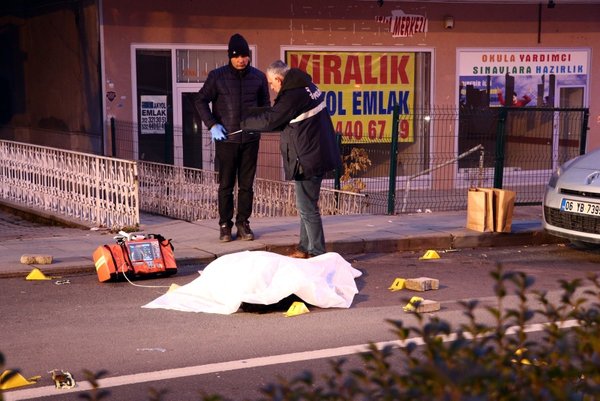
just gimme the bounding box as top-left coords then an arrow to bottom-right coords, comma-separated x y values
210,124 -> 227,141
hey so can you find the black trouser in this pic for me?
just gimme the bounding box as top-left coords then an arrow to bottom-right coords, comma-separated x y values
215,140 -> 259,227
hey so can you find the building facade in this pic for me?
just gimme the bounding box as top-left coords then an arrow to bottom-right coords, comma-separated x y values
1,0 -> 599,178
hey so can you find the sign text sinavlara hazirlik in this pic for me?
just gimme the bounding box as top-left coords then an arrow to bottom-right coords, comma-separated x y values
460,50 -> 588,76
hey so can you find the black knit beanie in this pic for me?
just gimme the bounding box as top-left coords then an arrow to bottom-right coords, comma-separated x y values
228,33 -> 250,58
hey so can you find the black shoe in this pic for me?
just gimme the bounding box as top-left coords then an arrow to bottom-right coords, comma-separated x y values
287,249 -> 309,259
219,224 -> 232,242
236,221 -> 254,241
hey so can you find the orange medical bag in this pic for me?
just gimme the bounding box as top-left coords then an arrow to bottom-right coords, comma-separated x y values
93,233 -> 177,282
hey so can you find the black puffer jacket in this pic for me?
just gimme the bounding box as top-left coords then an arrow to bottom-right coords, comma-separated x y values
241,68 -> 341,180
195,63 -> 270,143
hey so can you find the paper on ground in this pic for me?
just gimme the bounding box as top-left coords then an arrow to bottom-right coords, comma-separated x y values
142,251 -> 362,314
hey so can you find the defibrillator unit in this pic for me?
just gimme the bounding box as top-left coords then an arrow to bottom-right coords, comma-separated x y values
93,232 -> 177,282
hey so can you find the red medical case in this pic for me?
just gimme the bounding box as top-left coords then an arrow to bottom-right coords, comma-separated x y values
93,233 -> 177,282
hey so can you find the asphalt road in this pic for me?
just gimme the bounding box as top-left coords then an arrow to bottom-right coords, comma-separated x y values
2,242 -> 600,400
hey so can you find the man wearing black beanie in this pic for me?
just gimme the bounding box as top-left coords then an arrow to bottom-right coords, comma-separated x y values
228,33 -> 250,59
195,33 -> 270,242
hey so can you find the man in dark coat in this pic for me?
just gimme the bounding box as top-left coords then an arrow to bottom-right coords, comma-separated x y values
195,33 -> 270,242
241,60 -> 341,258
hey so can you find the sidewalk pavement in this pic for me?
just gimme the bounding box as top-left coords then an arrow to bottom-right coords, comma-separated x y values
0,204 -> 563,278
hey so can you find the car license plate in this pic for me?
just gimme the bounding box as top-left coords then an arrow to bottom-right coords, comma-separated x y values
560,198 -> 600,216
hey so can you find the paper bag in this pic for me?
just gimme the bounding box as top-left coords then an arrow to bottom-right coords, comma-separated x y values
492,188 -> 516,233
466,188 -> 494,232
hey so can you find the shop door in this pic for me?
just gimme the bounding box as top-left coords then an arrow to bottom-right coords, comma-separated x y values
175,87 -> 213,170
135,49 -> 173,164
180,91 -> 203,168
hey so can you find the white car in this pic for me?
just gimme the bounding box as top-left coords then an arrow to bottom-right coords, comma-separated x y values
542,148 -> 600,247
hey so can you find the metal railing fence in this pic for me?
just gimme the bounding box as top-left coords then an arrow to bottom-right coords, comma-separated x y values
137,161 -> 368,221
110,107 -> 587,216
0,139 -> 139,229
0,105 -> 587,228
0,139 -> 366,228
337,106 -> 588,214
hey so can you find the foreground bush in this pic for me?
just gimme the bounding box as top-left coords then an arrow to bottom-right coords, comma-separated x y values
240,266 -> 600,401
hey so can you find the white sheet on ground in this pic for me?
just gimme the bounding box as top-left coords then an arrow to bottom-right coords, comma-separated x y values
142,251 -> 362,314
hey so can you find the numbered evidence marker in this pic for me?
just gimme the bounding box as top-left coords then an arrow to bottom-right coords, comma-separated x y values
284,301 -> 310,317
403,296 -> 440,313
388,277 -> 406,291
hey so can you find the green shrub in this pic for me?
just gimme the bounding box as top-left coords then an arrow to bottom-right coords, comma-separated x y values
252,265 -> 600,401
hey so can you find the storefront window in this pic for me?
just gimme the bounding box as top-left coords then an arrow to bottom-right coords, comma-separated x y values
285,49 -> 432,176
457,48 -> 590,171
176,49 -> 228,83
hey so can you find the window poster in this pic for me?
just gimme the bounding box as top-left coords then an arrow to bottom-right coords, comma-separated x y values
140,95 -> 168,134
458,49 -> 589,108
286,51 -> 415,144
